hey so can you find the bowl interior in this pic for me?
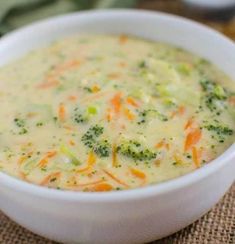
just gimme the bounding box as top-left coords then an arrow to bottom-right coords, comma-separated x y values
0,10 -> 235,79
0,10 -> 234,200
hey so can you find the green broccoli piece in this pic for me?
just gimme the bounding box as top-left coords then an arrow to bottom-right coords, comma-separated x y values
204,124 -> 233,136
73,107 -> 89,124
93,139 -> 111,157
117,140 -> 157,161
200,79 -> 228,112
81,125 -> 110,157
137,109 -> 168,124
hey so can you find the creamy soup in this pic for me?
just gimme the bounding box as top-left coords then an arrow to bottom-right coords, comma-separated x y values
0,35 -> 234,192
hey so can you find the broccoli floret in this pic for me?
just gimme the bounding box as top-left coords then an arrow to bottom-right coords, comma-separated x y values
117,140 -> 157,161
14,118 -> 25,127
137,109 -> 168,124
138,60 -> 147,68
200,79 -> 228,112
93,139 -> 111,157
14,118 -> 28,135
82,124 -> 103,148
73,107 -> 89,124
203,121 -> 233,144
81,125 -> 110,157
204,124 -> 233,136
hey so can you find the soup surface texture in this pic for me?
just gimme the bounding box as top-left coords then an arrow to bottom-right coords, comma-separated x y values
0,35 -> 234,192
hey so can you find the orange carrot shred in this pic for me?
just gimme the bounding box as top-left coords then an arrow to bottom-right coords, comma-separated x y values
69,140 -> 75,146
108,73 -> 121,79
68,95 -> 78,102
155,140 -> 170,150
228,96 -> 235,106
123,108 -> 135,121
184,117 -> 194,130
118,61 -> 127,67
92,182 -> 113,192
192,146 -> 201,168
184,127 -> 202,152
58,103 -> 66,121
75,179 -> 104,187
111,92 -> 122,114
92,85 -> 100,93
37,80 -> 59,89
126,97 -> 139,108
155,140 -> 164,149
40,172 -> 61,186
130,168 -> 146,180
17,156 -> 27,166
77,152 -> 96,173
106,108 -> 112,122
46,151 -> 57,158
119,34 -> 128,44
103,169 -> 129,187
171,106 -> 186,118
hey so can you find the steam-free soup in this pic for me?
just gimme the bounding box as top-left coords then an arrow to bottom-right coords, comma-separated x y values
0,35 -> 234,191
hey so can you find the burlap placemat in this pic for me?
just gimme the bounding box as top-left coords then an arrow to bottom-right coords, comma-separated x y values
0,1 -> 235,243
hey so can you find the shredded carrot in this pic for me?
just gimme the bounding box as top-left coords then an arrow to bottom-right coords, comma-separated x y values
66,176 -> 77,187
192,146 -> 201,168
37,80 -> 59,89
69,140 -> 75,146
228,96 -> 235,106
184,117 -> 194,130
92,85 -> 100,93
118,61 -> 127,67
40,172 -> 61,186
106,108 -> 112,122
103,169 -> 129,187
155,140 -> 164,149
184,127 -> 202,152
119,34 -> 128,44
38,158 -> 48,168
82,91 -> 109,103
46,151 -> 57,158
92,182 -> 113,192
173,153 -> 183,165
68,95 -> 78,102
171,106 -> 186,118
126,97 -> 139,108
63,125 -> 74,131
130,168 -> 146,180
54,60 -> 81,74
17,156 -> 27,166
77,152 -> 96,173
19,171 -> 28,181
123,107 -> 135,121
75,179 -> 104,187
154,159 -> 161,167
155,140 -> 170,150
58,103 -> 66,121
111,92 -> 122,114
38,151 -> 57,168
108,73 -> 121,79
112,144 -> 118,167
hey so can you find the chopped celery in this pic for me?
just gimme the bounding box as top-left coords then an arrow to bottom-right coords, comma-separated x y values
60,145 -> 81,166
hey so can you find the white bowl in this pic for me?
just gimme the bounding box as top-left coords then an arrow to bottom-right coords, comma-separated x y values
0,10 -> 234,244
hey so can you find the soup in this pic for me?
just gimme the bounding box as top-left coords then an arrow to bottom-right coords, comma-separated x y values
0,35 -> 234,191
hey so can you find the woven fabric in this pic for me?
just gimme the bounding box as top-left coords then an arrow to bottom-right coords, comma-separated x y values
0,185 -> 234,244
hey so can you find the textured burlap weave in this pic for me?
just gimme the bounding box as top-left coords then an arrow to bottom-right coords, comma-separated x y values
0,1 -> 235,243
0,184 -> 234,244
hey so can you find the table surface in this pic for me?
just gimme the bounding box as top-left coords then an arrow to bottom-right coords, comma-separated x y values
0,0 -> 235,243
